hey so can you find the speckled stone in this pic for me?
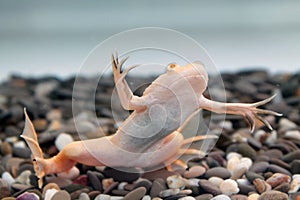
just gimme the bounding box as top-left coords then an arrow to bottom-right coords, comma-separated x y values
258,190 -> 288,200
124,187 -> 147,200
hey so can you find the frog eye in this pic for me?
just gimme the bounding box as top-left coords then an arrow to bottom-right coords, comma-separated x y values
167,63 -> 178,71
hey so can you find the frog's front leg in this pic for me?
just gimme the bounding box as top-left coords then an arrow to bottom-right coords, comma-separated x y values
199,94 -> 282,132
112,53 -> 147,111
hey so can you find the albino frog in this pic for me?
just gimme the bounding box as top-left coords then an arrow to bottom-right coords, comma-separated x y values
21,54 -> 281,187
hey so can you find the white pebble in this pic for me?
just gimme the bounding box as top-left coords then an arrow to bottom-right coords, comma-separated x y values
211,194 -> 231,200
227,156 -> 240,172
166,175 -> 186,189
265,130 -> 277,145
142,195 -> 151,200
219,179 -> 239,195
55,133 -> 74,151
13,141 -> 26,148
2,172 -> 15,185
254,130 -> 266,141
285,130 -> 300,140
94,194 -> 110,200
279,118 -> 297,131
178,196 -> 196,200
185,178 -> 200,187
208,176 -> 224,187
79,193 -> 90,200
248,193 -> 260,200
15,170 -> 31,185
289,174 -> 300,193
226,152 -> 242,160
44,188 -> 58,200
240,157 -> 252,169
117,182 -> 127,190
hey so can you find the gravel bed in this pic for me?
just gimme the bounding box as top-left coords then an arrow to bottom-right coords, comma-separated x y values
0,70 -> 299,200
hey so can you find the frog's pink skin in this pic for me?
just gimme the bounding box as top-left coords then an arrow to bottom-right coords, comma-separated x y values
21,54 -> 281,188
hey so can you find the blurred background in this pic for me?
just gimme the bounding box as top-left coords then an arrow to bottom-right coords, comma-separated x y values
0,0 -> 299,81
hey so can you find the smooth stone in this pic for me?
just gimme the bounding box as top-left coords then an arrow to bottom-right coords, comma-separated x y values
44,188 -> 58,200
12,147 -> 31,158
219,179 -> 239,195
142,195 -> 151,200
51,190 -> 71,200
237,181 -> 256,195
1,141 -> 12,155
16,192 -> 39,200
258,190 -> 288,200
133,179 -> 152,192
230,194 -> 248,200
291,160 -> 300,174
2,172 -> 15,185
178,197 -> 196,200
167,175 -> 186,189
248,193 -> 260,200
289,174 -> 300,193
111,189 -> 129,196
205,167 -> 231,179
143,168 -> 177,181
42,183 -> 60,198
194,194 -> 213,200
45,176 -> 72,188
57,166 -> 79,180
208,177 -> 224,187
73,175 -> 88,186
64,184 -> 85,193
282,150 -> 300,163
273,182 -> 290,193
150,178 -> 167,198
279,118 -> 297,131
159,188 -> 180,198
267,164 -> 292,176
210,194 -> 230,200
266,173 -> 291,188
246,171 -> 265,183
78,193 -> 90,200
249,161 -> 269,173
87,171 -> 102,191
237,143 -> 257,160
17,163 -> 34,175
54,133 -> 74,151
269,158 -> 290,170
253,178 -> 272,194
123,187 -> 147,200
284,130 -> 300,140
230,164 -> 247,180
264,149 -> 283,160
184,166 -> 206,178
15,170 -> 31,185
198,179 -> 222,196
103,167 -> 141,182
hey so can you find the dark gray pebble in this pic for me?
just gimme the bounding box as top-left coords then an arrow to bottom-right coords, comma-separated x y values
267,164 -> 292,176
264,149 -> 283,159
17,163 -> 34,175
87,171 -> 102,191
205,167 -> 231,179
123,187 -> 147,200
198,179 -> 222,196
111,189 -> 130,196
269,158 -> 290,170
226,143 -> 257,160
142,168 -> 177,181
64,184 -> 85,193
133,179 -> 152,192
150,178 -> 167,198
237,181 -> 256,195
249,161 -> 269,173
290,160 -> 300,174
12,147 -> 31,159
247,137 -> 262,150
164,194 -> 186,200
103,167 -> 142,182
273,182 -> 290,193
245,171 -> 265,183
282,150 -> 300,163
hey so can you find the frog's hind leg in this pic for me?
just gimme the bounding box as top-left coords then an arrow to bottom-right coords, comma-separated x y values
166,134 -> 218,171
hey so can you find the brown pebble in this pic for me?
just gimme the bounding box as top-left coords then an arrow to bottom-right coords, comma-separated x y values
230,194 -> 248,200
195,194 -> 213,200
1,142 -> 12,156
143,168 -> 177,181
184,166 -> 206,178
253,178 -> 272,194
124,187 -> 147,200
266,173 -> 291,188
258,190 -> 288,200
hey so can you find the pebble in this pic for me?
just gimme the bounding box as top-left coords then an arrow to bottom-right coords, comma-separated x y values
205,167 -> 231,179
248,193 -> 260,200
16,192 -> 39,200
150,178 -> 167,198
253,178 -> 272,194
15,170 -> 31,185
2,172 -> 15,186
208,177 -> 224,187
159,188 -> 180,198
124,187 -> 147,200
266,173 -> 291,188
230,163 -> 248,180
210,194 -> 230,200
279,118 -> 297,132
78,193 -> 90,200
282,150 -> 300,163
51,190 -> 71,200
198,179 -> 222,196
167,175 -> 186,189
284,130 -> 300,140
44,188 -> 58,200
103,167 -> 141,182
219,179 -> 239,195
291,160 -> 300,174
258,190 -> 288,200
288,174 -> 300,193
183,166 -> 206,178
1,141 -> 12,155
249,161 -> 269,173
87,170 -> 102,191
54,133 -> 74,151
